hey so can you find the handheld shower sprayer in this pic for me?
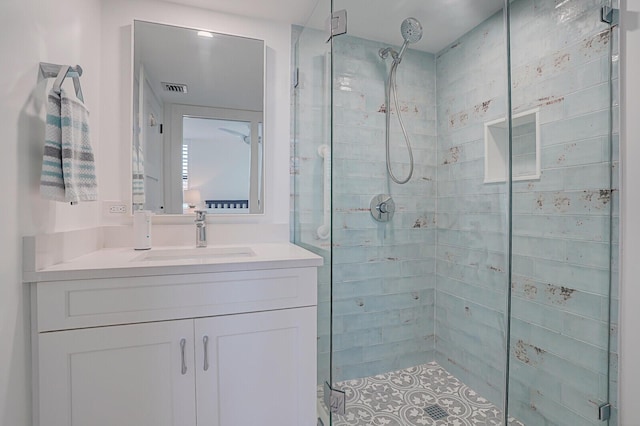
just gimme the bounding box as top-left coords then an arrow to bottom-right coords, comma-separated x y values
379,17 -> 423,184
396,17 -> 423,64
379,17 -> 423,64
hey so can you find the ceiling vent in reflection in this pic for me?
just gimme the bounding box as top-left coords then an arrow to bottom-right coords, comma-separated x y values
161,82 -> 188,93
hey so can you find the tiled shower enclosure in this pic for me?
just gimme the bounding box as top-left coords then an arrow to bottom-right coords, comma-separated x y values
292,0 -> 618,425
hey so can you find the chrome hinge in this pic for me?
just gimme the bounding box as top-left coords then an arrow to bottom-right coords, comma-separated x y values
601,6 -> 619,26
326,9 -> 347,42
598,403 -> 611,421
324,382 -> 346,415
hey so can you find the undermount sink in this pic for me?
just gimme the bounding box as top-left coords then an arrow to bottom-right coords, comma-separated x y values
135,246 -> 255,262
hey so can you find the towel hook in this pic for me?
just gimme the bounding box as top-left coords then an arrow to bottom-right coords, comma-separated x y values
52,65 -> 70,94
43,63 -> 85,103
71,72 -> 84,103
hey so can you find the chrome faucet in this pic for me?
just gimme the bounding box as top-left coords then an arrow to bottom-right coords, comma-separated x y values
194,210 -> 207,247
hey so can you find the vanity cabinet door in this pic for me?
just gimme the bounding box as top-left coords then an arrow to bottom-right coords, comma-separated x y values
194,307 -> 317,426
38,320 -> 197,426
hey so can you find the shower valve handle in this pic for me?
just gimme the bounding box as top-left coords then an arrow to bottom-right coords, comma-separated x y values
370,194 -> 395,222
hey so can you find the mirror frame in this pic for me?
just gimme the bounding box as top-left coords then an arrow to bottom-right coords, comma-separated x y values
131,20 -> 266,218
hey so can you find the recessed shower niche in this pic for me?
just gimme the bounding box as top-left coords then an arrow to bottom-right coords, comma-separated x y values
484,108 -> 540,183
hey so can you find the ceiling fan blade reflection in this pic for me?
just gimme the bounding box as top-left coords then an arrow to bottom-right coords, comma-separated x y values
219,127 -> 251,144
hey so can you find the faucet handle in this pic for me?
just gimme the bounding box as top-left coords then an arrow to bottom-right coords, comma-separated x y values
194,210 -> 206,222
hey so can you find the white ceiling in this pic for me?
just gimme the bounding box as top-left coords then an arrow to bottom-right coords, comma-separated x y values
161,0 -> 505,53
135,0 -> 505,110
328,0 -> 505,53
163,0 -> 320,26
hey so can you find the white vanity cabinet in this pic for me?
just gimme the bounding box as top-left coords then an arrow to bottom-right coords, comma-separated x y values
30,265 -> 318,426
38,319 -> 198,426
194,308 -> 316,426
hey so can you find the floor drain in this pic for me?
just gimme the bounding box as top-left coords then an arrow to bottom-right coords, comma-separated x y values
424,404 -> 448,420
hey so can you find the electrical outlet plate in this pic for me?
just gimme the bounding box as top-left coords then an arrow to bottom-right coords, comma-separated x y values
103,201 -> 128,215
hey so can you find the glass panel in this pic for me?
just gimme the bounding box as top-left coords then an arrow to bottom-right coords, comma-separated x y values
507,0 -> 616,424
608,2 -> 619,423
329,1 -> 510,424
290,0 -> 332,423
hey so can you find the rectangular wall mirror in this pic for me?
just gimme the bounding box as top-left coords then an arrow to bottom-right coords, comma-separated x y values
132,20 -> 265,215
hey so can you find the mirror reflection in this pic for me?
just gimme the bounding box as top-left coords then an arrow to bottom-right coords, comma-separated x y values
132,20 -> 265,214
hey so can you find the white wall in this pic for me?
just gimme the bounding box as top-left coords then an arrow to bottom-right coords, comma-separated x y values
0,1 -> 291,423
619,2 -> 639,425
3,1 -> 103,236
99,0 -> 291,225
0,0 -> 102,424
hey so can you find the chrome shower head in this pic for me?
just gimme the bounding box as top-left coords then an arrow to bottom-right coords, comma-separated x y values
393,18 -> 423,64
401,17 -> 423,44
379,17 -> 424,65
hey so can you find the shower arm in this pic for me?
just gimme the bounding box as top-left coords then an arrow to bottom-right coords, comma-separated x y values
379,40 -> 409,64
379,47 -> 398,61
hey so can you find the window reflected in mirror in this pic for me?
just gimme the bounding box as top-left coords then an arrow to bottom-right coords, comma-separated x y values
181,117 -> 252,214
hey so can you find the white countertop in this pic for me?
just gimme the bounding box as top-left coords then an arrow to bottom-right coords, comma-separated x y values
24,243 -> 324,282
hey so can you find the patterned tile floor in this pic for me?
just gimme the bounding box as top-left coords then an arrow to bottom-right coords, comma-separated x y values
325,362 -> 524,426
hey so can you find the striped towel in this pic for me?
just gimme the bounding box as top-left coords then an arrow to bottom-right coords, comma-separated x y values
40,89 -> 97,203
40,90 -> 65,201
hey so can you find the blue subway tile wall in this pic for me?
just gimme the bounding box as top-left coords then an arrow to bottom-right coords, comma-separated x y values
434,8 -> 510,408
330,34 -> 438,382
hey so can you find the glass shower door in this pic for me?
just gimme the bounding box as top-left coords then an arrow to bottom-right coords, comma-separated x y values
291,1 -> 333,423
328,1 -> 510,425
506,0 -> 618,424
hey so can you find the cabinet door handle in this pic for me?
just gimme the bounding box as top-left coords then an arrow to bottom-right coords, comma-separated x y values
203,335 -> 209,371
180,338 -> 187,375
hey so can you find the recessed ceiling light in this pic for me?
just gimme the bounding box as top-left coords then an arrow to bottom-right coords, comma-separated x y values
197,31 -> 213,38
